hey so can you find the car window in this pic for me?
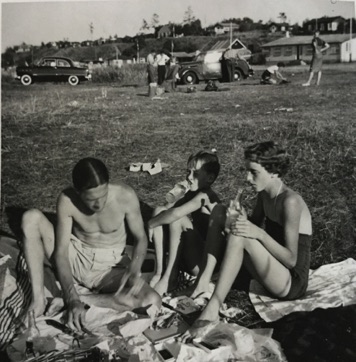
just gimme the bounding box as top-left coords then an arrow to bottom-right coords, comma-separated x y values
41,59 -> 55,66
57,59 -> 71,67
204,52 -> 222,63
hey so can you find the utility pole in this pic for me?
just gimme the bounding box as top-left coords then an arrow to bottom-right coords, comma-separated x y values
350,17 -> 353,62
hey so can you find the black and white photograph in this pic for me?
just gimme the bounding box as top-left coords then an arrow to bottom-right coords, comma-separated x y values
1,0 -> 356,361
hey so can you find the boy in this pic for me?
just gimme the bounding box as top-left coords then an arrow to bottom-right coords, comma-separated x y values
22,157 -> 161,331
260,62 -> 287,85
180,142 -> 312,341
148,150 -> 221,296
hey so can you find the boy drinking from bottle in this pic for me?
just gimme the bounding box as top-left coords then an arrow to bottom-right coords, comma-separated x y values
148,150 -> 221,296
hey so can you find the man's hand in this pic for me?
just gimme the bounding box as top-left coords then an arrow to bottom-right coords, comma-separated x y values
117,270 -> 144,297
66,299 -> 87,332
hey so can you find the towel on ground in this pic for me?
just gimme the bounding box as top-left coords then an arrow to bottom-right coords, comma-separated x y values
249,258 -> 356,322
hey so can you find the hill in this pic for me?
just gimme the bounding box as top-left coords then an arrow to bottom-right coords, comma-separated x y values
4,31 -> 284,66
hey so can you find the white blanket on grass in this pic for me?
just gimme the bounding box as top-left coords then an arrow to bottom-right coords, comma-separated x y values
249,258 -> 356,322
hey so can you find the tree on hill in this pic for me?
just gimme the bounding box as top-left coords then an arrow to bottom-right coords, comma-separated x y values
183,6 -> 196,24
140,19 -> 149,31
182,19 -> 203,36
278,12 -> 287,23
151,13 -> 160,28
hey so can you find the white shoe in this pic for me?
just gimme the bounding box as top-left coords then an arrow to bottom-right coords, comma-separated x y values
302,83 -> 310,87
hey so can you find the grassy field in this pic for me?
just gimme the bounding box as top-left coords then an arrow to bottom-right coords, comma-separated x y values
1,63 -> 356,326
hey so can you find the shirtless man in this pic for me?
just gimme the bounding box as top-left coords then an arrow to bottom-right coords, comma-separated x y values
22,157 -> 161,331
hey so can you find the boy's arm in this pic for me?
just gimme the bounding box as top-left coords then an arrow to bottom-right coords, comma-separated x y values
54,193 -> 85,330
148,193 -> 204,229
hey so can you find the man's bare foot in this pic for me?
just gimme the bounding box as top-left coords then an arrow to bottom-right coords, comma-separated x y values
29,298 -> 47,318
149,273 -> 161,288
154,278 -> 169,296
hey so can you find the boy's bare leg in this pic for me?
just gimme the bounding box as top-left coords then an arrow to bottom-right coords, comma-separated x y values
189,204 -> 227,298
149,206 -> 167,288
22,209 -> 55,317
154,216 -> 191,296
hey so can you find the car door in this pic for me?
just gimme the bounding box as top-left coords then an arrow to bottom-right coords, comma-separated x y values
35,58 -> 58,81
202,51 -> 223,79
56,58 -> 72,82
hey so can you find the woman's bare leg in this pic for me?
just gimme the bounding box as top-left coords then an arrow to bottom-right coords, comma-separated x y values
198,235 -> 292,323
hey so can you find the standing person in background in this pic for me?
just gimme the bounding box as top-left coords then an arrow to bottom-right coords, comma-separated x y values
147,51 -> 157,84
156,50 -> 170,86
303,30 -> 330,87
221,46 -> 239,82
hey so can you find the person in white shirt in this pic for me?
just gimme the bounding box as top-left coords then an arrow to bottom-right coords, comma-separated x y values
147,51 -> 157,84
156,50 -> 170,85
260,62 -> 287,85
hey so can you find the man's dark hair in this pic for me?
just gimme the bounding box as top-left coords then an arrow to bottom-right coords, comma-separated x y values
72,157 -> 109,192
277,62 -> 285,68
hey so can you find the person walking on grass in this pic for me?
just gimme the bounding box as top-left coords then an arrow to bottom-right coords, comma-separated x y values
180,141 -> 312,341
148,150 -> 222,296
303,30 -> 330,87
22,157 -> 161,331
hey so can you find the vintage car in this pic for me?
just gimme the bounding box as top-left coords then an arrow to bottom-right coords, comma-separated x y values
15,57 -> 91,86
178,50 -> 254,85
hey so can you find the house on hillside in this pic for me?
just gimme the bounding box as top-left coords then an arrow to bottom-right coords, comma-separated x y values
268,22 -> 290,33
303,16 -> 346,34
157,25 -> 172,38
262,33 -> 356,63
213,23 -> 240,35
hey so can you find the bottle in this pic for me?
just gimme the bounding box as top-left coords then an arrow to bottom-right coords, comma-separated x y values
25,310 -> 40,359
166,180 -> 189,204
225,188 -> 244,233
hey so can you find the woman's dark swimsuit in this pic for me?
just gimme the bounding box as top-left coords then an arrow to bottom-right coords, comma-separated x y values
265,217 -> 311,300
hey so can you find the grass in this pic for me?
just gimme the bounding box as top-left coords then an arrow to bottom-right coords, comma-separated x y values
1,63 -> 356,328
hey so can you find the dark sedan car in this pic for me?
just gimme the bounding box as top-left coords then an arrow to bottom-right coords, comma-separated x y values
15,57 -> 91,86
178,50 -> 254,85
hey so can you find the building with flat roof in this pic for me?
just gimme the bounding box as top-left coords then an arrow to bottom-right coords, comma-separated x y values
262,34 -> 356,63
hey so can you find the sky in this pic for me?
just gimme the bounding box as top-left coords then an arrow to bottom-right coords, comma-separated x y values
1,0 -> 355,52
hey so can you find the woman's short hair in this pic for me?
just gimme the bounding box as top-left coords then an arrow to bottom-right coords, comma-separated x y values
244,141 -> 290,176
72,157 -> 109,192
277,62 -> 285,68
187,150 -> 220,182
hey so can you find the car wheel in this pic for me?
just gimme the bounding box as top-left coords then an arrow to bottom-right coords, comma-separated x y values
20,74 -> 32,86
234,69 -> 243,81
182,71 -> 198,85
68,75 -> 79,86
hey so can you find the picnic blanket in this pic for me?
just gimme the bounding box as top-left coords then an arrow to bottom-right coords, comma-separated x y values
7,299 -> 286,362
249,258 -> 356,322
